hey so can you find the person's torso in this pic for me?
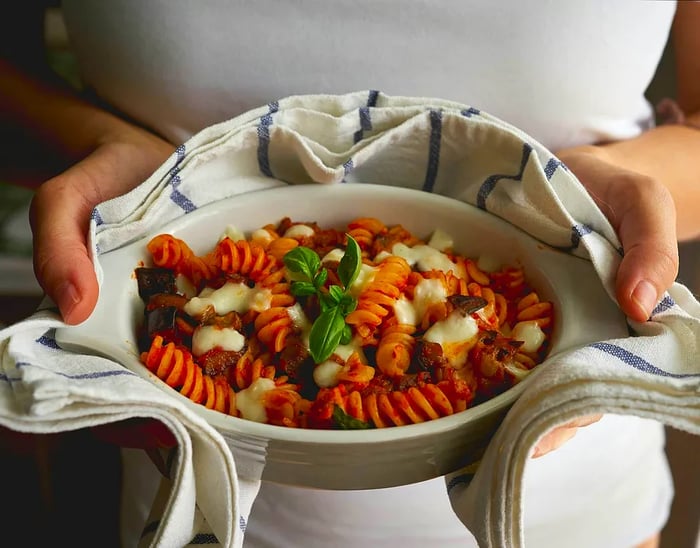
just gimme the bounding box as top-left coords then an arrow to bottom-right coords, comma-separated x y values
61,0 -> 675,149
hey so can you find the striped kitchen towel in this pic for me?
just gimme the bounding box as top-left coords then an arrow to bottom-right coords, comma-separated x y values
1,90 -> 699,548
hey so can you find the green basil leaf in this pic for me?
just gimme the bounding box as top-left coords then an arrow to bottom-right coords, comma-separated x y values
283,246 -> 320,281
332,405 -> 372,430
327,285 -> 345,304
337,235 -> 362,290
339,324 -> 352,345
313,268 -> 328,289
309,306 -> 346,363
290,280 -> 317,297
338,294 -> 357,315
318,292 -> 336,312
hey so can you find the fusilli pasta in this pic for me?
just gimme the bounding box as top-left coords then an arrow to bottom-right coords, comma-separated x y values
136,217 -> 553,430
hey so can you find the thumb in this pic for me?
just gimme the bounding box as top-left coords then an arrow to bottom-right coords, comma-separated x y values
613,180 -> 678,322
30,172 -> 100,325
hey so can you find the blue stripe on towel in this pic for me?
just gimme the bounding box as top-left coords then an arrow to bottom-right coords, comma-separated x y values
14,360 -> 135,380
342,158 -> 354,179
461,107 -> 481,118
175,144 -> 186,164
257,101 -> 279,177
477,143 -> 533,209
189,533 -> 219,545
170,187 -> 196,213
570,223 -> 593,249
652,295 -> 675,316
36,332 -> 61,350
353,106 -> 372,144
422,109 -> 443,193
353,90 -> 380,143
91,207 -> 104,227
168,144 -> 196,213
367,89 -> 379,107
591,341 -> 700,378
240,515 -> 247,532
0,373 -> 21,383
544,157 -> 565,180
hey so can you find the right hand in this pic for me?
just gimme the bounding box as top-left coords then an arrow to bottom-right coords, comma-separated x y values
30,126 -> 174,325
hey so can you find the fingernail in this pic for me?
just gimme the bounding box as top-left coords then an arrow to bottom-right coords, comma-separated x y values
631,280 -> 657,320
57,281 -> 81,319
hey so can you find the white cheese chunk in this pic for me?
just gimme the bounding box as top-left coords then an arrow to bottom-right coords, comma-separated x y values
184,282 -> 272,316
511,321 -> 546,353
235,377 -> 276,422
424,311 -> 479,367
191,325 -> 245,356
283,224 -> 315,239
313,361 -> 344,388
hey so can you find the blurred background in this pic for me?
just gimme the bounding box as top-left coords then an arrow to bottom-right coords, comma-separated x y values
0,5 -> 698,548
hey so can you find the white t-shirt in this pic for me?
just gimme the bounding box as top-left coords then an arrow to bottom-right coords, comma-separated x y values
61,1 -> 676,546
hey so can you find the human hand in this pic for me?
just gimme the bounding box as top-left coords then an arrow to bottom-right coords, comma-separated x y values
531,145 -> 680,458
30,127 -> 174,325
531,414 -> 603,458
554,145 -> 679,323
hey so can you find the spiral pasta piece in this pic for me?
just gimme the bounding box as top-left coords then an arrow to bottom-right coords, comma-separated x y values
141,335 -> 236,414
347,217 -> 387,251
254,306 -> 294,353
147,234 -> 218,287
215,237 -> 278,282
375,321 -> 416,377
516,291 -> 553,328
351,382 -> 466,428
345,256 -> 411,339
231,349 -> 277,391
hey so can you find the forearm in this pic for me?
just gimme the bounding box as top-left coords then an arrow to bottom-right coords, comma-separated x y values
0,58 -> 151,187
558,121 -> 700,242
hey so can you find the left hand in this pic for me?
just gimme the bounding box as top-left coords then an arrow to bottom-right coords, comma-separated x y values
555,145 -> 679,323
531,145 -> 680,458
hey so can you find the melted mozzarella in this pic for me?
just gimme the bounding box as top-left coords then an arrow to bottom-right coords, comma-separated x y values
313,361 -> 343,388
321,249 -> 377,298
393,278 -> 448,326
348,263 -> 377,299
427,228 -> 453,252
175,273 -> 197,299
283,224 -> 315,239
392,243 -> 464,277
424,311 -> 479,367
321,248 -> 344,263
191,325 -> 245,356
251,228 -> 273,244
235,377 -> 276,422
374,250 -> 391,263
287,303 -> 312,348
222,225 -> 246,242
184,282 -> 272,316
511,321 -> 545,353
334,338 -> 368,362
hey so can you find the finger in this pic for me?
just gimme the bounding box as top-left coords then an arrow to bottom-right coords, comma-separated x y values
531,426 -> 578,458
611,177 -> 678,322
559,413 -> 603,429
30,171 -> 100,325
531,414 -> 602,458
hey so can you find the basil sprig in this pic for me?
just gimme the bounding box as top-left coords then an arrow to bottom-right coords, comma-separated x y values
332,404 -> 372,429
283,235 -> 362,363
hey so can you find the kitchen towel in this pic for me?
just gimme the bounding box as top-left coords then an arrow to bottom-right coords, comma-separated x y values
1,90 -> 698,547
